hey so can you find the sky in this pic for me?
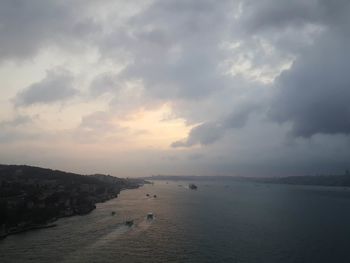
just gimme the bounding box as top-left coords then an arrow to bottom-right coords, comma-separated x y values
0,0 -> 349,177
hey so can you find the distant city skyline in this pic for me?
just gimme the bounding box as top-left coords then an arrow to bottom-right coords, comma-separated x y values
0,0 -> 349,177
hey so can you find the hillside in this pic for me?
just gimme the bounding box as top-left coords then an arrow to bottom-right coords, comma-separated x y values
0,165 -> 145,238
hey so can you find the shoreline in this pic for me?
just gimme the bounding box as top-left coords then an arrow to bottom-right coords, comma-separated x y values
0,223 -> 57,239
0,183 -> 144,240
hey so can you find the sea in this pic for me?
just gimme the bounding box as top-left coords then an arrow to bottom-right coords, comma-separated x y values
1,180 -> 350,263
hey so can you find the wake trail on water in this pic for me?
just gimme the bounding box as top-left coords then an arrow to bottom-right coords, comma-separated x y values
59,216 -> 156,263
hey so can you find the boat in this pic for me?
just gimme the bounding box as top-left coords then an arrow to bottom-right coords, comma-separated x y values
147,212 -> 154,220
125,220 -> 134,226
189,183 -> 198,190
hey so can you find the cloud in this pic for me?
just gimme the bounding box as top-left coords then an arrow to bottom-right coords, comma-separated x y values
270,35 -> 350,137
266,2 -> 350,137
0,115 -> 39,143
0,131 -> 38,144
172,122 -> 224,148
187,153 -> 205,160
1,0 -> 350,176
0,0 -> 99,61
96,0 -> 272,135
0,115 -> 32,127
73,111 -> 126,143
241,0 -> 321,33
100,0 -> 238,101
89,72 -> 120,97
79,111 -> 117,132
241,0 -> 350,33
172,100 -> 263,147
14,68 -> 77,107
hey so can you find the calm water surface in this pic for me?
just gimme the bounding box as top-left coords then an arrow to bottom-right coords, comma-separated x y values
1,181 -> 350,263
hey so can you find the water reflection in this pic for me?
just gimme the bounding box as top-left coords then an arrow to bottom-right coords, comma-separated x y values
1,181 -> 350,262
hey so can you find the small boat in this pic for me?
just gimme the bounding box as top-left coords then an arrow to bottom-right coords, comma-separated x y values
189,183 -> 198,190
125,220 -> 134,226
147,212 -> 154,220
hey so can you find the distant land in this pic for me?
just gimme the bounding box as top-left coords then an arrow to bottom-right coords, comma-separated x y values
0,164 -> 146,239
146,171 -> 350,187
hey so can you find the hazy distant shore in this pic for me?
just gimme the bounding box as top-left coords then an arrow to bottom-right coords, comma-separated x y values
0,164 -> 146,239
146,172 -> 350,187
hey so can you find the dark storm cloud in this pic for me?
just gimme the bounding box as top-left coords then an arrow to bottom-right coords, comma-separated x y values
261,1 -> 350,137
0,0 -> 98,61
241,0 -> 320,32
270,34 -> 350,137
241,0 -> 350,32
15,68 -> 77,106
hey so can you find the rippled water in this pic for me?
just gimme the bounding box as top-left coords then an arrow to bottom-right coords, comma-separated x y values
1,180 -> 350,262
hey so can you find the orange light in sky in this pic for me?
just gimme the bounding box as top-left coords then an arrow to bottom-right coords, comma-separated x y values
119,103 -> 192,150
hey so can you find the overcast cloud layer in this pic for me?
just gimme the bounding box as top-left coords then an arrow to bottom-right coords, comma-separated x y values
0,0 -> 349,177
